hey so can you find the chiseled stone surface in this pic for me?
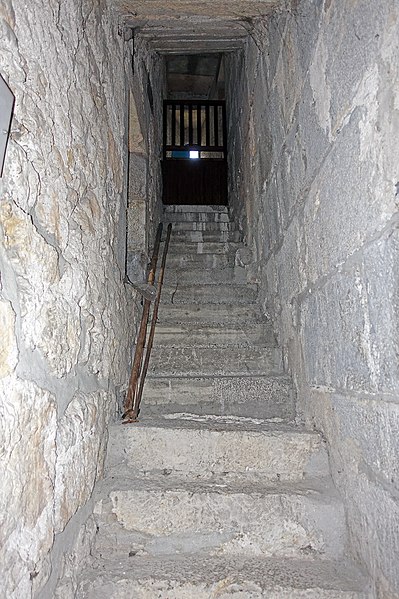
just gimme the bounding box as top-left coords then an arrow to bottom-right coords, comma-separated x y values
0,377 -> 57,598
227,0 -> 399,595
53,515 -> 98,599
54,391 -> 113,533
77,554 -> 370,599
96,475 -> 346,559
106,417 -> 328,482
0,299 -> 18,377
0,0 -> 136,596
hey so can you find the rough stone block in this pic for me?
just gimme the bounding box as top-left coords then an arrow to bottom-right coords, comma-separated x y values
362,231 -> 399,392
95,476 -> 346,559
300,270 -> 373,391
0,377 -> 56,598
0,299 -> 18,377
106,418 -> 328,482
54,391 -> 112,533
302,109 -> 396,284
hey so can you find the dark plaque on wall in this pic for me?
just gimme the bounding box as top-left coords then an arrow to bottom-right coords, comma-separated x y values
0,73 -> 15,178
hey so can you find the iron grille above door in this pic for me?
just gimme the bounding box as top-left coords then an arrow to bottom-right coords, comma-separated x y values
163,100 -> 227,157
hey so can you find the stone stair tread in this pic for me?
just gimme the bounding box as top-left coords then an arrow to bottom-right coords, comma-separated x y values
148,345 -> 281,377
154,303 -> 266,324
153,322 -> 271,332
164,212 -> 231,222
93,473 -> 346,560
77,555 -> 369,598
161,283 -> 258,306
152,321 -> 274,346
97,470 -> 340,499
151,338 -> 275,350
142,374 -> 294,420
167,221 -> 238,231
145,402 -> 294,422
166,240 -> 242,254
162,266 -> 247,285
164,230 -> 242,242
106,415 -> 328,483
164,204 -> 229,213
108,413 -> 321,436
166,254 -> 235,268
146,371 -> 290,381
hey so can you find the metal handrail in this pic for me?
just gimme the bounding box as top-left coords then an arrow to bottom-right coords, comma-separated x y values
122,222 -> 172,423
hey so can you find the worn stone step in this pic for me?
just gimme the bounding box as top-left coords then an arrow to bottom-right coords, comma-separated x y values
152,322 -> 274,347
155,303 -> 266,325
167,240 -> 242,255
148,345 -> 281,377
166,251 -> 235,269
163,265 -> 246,285
164,210 -> 230,223
142,374 -> 294,420
166,221 -> 237,233
106,417 -> 329,482
164,204 -> 228,214
77,554 -> 370,598
93,475 -> 346,560
161,283 -> 258,305
164,229 -> 242,243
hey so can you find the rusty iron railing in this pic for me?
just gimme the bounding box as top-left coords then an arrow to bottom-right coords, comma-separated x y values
122,223 -> 172,423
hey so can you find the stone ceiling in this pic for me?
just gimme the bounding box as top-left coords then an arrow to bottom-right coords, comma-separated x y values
114,0 -> 287,53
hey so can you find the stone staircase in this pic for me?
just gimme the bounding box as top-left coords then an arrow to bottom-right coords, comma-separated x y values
76,205 -> 370,598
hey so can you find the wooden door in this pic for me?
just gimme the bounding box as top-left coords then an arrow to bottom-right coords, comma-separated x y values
162,100 -> 227,205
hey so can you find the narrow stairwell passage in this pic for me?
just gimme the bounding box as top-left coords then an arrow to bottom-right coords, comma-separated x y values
77,205 -> 370,598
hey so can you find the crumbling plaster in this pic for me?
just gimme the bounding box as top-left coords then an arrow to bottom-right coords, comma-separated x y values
0,0 -> 136,596
226,1 -> 399,596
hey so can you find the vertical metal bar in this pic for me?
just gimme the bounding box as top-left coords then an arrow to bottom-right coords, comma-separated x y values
162,101 -> 167,159
171,103 -> 176,147
222,102 -> 227,157
180,103 -> 185,147
188,104 -> 193,147
197,103 -> 202,147
133,224 -> 172,420
205,104 -> 210,147
213,104 -> 219,147
122,223 -> 163,422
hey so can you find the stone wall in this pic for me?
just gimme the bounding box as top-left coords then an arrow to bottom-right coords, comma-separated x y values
126,35 -> 165,284
0,0 -> 134,596
226,1 -> 399,597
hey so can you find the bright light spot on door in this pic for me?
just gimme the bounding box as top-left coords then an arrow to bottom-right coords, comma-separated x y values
189,150 -> 199,159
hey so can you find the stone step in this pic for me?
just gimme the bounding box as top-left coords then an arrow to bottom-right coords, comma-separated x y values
163,210 -> 231,223
148,345 -> 281,377
155,303 -> 266,325
152,322 -> 274,347
164,204 -> 228,213
164,229 -> 242,243
161,283 -> 258,305
166,250 -> 235,269
106,417 -> 329,482
162,265 -> 246,285
142,374 -> 294,420
93,475 -> 346,560
77,555 -> 369,598
166,240 -> 242,255
167,221 -> 237,232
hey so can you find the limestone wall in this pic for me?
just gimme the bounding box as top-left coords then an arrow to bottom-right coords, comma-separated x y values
126,35 -> 165,283
0,0 -> 134,596
227,1 -> 399,596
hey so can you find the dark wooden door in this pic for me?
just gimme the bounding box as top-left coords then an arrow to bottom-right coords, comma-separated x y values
162,100 -> 227,206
